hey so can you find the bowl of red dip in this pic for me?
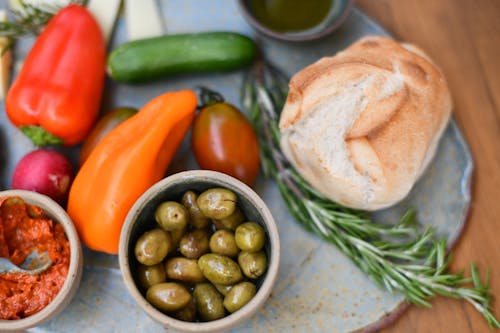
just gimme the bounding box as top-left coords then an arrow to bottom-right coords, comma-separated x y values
0,190 -> 82,331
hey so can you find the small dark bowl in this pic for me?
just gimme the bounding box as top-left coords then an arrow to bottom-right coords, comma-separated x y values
238,0 -> 352,42
119,170 -> 280,333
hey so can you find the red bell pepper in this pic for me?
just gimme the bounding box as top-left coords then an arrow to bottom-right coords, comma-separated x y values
5,4 -> 106,146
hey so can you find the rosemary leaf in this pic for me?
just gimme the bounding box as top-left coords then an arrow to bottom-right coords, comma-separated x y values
0,0 -> 85,37
242,59 -> 500,328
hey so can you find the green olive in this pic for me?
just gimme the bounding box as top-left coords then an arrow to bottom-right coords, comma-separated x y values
134,228 -> 172,266
209,230 -> 239,257
235,222 -> 265,252
198,253 -> 242,285
213,207 -> 245,230
165,257 -> 206,284
197,188 -> 237,219
146,282 -> 191,312
193,283 -> 225,321
182,191 -> 210,229
155,201 -> 188,231
238,251 -> 268,279
223,281 -> 256,313
171,297 -> 197,322
179,229 -> 210,259
213,283 -> 233,296
137,263 -> 166,289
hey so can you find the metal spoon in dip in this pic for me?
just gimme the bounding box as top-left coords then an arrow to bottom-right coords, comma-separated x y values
0,250 -> 52,275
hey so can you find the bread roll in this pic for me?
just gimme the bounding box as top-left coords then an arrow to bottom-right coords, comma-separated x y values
279,36 -> 452,210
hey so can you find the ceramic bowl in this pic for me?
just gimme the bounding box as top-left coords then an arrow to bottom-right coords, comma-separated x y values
119,170 -> 280,333
0,190 -> 83,332
237,0 -> 352,42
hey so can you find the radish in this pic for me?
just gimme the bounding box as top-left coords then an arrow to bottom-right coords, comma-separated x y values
12,149 -> 74,205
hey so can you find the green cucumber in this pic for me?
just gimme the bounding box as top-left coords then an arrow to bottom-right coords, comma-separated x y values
107,32 -> 257,83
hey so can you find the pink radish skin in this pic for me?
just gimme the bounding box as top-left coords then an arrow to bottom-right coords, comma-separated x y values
12,149 -> 74,205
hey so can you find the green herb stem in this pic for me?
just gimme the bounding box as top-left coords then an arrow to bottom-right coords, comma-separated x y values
0,0 -> 85,38
241,59 -> 499,328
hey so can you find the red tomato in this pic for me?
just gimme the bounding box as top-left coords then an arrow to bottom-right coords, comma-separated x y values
79,107 -> 137,166
191,102 -> 260,185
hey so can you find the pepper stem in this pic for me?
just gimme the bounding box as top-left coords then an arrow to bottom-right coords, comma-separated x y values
20,125 -> 64,146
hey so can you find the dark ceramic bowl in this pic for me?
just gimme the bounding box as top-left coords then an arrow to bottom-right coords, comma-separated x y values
238,0 -> 352,42
119,170 -> 280,333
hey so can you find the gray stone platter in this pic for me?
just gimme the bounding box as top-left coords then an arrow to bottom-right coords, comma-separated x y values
0,1 -> 472,332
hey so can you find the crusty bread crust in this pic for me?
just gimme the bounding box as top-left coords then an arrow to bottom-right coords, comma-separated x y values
279,36 -> 452,210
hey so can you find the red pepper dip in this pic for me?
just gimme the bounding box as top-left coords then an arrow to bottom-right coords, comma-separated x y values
0,196 -> 70,320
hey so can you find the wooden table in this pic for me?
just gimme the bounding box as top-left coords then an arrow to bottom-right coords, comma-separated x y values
355,0 -> 500,332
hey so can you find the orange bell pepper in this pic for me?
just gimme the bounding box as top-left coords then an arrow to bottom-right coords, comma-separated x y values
5,4 -> 106,146
67,90 -> 197,254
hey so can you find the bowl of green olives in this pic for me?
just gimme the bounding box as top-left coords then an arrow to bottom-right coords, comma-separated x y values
119,170 -> 280,332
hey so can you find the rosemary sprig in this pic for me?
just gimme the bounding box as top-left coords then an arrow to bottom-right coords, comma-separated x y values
0,0 -> 85,37
241,60 -> 499,328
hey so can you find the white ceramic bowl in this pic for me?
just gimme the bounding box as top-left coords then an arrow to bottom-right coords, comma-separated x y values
119,170 -> 280,333
0,190 -> 83,332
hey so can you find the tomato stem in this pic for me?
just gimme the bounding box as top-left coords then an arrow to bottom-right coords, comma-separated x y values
197,86 -> 225,107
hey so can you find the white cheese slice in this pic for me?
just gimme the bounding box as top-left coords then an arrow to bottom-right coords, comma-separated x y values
0,10 -> 12,100
86,0 -> 122,44
125,0 -> 164,40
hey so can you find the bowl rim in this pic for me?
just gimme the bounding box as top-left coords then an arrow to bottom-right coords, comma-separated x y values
119,170 -> 280,332
237,0 -> 353,42
0,190 -> 83,331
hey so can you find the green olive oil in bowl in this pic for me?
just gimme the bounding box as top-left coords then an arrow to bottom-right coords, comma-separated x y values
250,0 -> 332,32
250,0 -> 332,33
239,0 -> 352,41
